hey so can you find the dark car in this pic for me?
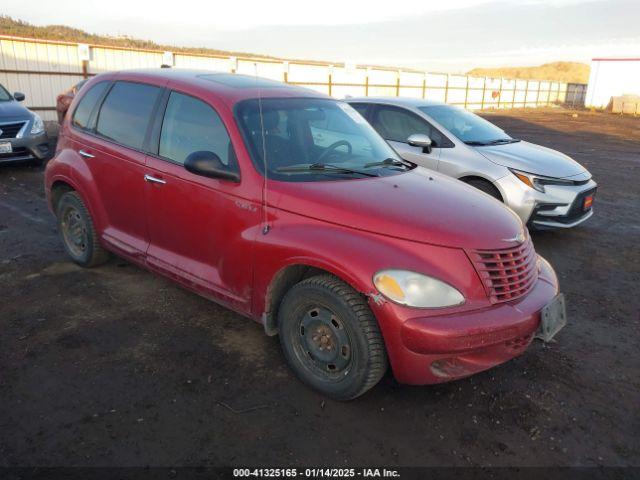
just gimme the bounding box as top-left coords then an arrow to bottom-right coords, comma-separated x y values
0,82 -> 49,165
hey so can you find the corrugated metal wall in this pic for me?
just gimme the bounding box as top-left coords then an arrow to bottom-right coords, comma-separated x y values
0,35 -> 588,122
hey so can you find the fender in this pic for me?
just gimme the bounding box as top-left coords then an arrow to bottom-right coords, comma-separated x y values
45,148 -> 109,238
251,208 -> 489,327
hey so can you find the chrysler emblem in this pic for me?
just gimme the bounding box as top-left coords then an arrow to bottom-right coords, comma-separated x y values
503,232 -> 526,243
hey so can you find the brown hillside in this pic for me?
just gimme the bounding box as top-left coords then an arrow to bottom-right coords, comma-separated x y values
0,15 -> 279,60
468,62 -> 590,84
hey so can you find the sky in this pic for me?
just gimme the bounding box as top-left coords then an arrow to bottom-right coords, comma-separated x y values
2,0 -> 639,72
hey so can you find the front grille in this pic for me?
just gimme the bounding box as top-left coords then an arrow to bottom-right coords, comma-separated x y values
0,121 -> 26,139
470,237 -> 538,304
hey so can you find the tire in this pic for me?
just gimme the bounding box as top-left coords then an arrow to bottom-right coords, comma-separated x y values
278,274 -> 388,400
465,178 -> 502,201
56,191 -> 110,267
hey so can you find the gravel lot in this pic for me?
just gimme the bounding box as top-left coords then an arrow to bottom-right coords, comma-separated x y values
0,108 -> 638,468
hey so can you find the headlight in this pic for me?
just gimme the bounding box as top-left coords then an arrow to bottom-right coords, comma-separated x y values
509,168 -> 575,193
373,269 -> 464,308
30,114 -> 45,136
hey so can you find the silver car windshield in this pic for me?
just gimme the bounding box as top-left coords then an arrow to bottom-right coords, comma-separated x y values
236,98 -> 411,182
419,105 -> 519,146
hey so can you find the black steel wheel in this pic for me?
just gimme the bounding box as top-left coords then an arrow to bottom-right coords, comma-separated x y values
56,191 -> 109,267
278,274 -> 388,400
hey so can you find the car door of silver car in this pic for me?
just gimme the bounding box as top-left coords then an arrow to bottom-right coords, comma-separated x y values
369,105 -> 444,170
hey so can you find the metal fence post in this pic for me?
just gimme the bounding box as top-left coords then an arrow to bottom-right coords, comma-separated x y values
328,65 -> 333,97
480,77 -> 487,110
524,79 -> 529,108
498,78 -> 503,109
365,68 -> 370,97
536,81 -> 541,107
512,80 -> 517,109
444,74 -> 450,103
396,70 -> 401,97
464,76 -> 470,109
422,74 -> 427,99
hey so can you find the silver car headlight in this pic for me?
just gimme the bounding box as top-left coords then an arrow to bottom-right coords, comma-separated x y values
373,269 -> 465,308
30,113 -> 45,136
509,168 -> 575,193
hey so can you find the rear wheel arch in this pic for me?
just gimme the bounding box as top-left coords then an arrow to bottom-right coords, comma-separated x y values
51,180 -> 75,211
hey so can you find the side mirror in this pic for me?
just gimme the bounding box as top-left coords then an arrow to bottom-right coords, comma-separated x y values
13,92 -> 25,102
407,133 -> 432,154
184,151 -> 240,182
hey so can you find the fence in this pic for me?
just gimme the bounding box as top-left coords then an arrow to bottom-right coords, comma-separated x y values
0,35 -> 587,122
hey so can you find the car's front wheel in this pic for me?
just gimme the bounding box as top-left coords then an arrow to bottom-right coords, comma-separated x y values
278,274 -> 388,400
56,191 -> 110,267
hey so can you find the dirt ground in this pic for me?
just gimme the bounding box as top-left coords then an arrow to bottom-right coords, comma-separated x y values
0,108 -> 638,468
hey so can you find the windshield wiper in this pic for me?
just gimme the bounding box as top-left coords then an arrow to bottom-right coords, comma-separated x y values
275,163 -> 378,177
364,157 -> 411,169
465,138 -> 521,146
486,138 -> 521,145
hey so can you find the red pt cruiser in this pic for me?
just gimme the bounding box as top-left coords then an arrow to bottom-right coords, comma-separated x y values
45,70 -> 565,400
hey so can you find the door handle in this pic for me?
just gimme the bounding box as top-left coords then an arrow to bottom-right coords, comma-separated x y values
78,149 -> 94,158
144,174 -> 166,185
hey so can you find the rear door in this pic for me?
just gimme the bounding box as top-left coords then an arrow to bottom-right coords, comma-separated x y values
70,80 -> 162,258
369,104 -> 442,170
143,90 -> 256,313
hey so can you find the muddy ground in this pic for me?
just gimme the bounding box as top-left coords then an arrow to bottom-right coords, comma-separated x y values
0,109 -> 638,468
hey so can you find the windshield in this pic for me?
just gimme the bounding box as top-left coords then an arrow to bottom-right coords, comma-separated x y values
0,83 -> 12,102
236,98 -> 411,182
419,105 -> 518,146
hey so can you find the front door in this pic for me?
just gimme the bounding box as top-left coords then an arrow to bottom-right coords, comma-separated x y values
370,105 -> 440,170
143,90 -> 257,314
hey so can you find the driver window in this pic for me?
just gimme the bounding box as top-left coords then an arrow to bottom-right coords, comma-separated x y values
159,91 -> 237,168
373,106 -> 448,148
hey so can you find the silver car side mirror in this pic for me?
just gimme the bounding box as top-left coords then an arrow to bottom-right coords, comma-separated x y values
407,133 -> 432,154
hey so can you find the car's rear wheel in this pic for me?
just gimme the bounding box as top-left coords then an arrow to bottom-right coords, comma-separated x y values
465,178 -> 503,201
278,274 -> 388,400
56,191 -> 109,267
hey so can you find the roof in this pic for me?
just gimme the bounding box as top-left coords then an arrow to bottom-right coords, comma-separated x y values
94,68 -> 328,105
345,96 -> 447,108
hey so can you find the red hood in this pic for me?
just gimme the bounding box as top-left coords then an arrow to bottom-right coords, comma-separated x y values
269,167 -> 525,250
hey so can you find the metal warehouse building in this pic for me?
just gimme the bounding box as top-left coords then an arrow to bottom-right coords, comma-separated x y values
585,57 -> 640,111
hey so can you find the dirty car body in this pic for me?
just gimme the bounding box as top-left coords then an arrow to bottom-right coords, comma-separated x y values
45,70 -> 563,399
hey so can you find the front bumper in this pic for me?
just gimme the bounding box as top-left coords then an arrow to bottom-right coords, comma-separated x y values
0,131 -> 50,163
372,257 -> 559,385
494,173 -> 597,229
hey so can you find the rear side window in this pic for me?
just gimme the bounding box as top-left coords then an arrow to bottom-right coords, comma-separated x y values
72,81 -> 109,130
159,91 -> 237,168
373,106 -> 453,148
96,81 -> 161,150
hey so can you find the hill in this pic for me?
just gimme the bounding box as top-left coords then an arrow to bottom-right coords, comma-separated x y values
0,16 -> 279,61
467,62 -> 590,84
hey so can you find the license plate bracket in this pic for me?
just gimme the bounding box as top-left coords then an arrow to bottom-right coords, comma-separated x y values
536,293 -> 567,342
0,142 -> 12,154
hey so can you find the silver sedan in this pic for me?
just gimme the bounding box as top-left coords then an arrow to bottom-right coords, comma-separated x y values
346,97 -> 597,229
